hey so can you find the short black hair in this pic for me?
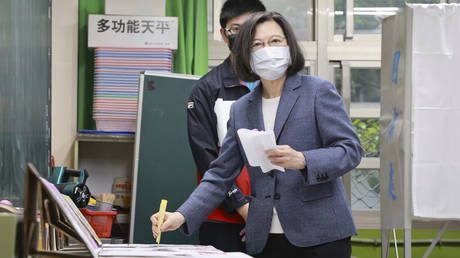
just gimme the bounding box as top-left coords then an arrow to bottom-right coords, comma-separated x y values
231,11 -> 305,82
219,0 -> 266,28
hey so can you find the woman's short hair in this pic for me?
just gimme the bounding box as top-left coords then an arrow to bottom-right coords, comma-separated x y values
231,11 -> 305,82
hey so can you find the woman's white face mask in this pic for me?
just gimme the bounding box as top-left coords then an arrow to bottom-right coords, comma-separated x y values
250,46 -> 291,81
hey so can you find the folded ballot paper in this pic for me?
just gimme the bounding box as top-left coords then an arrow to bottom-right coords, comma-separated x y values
237,129 -> 285,173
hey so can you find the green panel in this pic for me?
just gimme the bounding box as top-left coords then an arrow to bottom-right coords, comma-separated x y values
77,0 -> 104,131
193,0 -> 208,76
133,73 -> 199,244
184,0 -> 194,75
166,0 -> 208,75
0,214 -> 17,258
166,0 -> 186,74
0,0 -> 51,206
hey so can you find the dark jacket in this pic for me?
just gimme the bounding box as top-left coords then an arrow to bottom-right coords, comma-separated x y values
187,57 -> 251,223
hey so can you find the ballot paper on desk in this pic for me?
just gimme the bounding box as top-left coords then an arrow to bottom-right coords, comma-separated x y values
237,129 -> 285,173
23,163 -> 252,258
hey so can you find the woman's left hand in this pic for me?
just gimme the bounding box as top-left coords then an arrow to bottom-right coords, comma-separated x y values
265,145 -> 306,170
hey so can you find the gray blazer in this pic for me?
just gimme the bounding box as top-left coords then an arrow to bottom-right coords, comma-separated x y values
177,73 -> 363,255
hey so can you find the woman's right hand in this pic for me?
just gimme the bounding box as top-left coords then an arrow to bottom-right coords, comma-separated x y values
265,145 -> 306,170
150,211 -> 186,238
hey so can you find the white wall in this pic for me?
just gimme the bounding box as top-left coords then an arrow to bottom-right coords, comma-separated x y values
105,0 -> 165,16
51,0 -> 78,167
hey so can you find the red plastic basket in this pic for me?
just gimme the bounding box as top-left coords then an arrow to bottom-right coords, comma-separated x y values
80,209 -> 117,238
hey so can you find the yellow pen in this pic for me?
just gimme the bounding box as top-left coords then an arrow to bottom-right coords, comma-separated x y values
156,199 -> 168,244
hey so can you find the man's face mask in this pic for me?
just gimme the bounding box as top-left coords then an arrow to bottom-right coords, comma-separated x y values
224,25 -> 240,51
227,33 -> 238,51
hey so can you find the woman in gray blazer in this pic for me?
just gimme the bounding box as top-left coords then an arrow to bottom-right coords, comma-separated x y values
151,11 -> 363,258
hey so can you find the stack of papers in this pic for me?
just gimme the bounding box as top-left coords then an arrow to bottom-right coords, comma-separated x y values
237,129 -> 285,173
92,47 -> 173,131
98,244 -> 251,257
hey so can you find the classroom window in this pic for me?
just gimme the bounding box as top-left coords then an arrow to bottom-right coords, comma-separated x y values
335,0 -> 440,35
334,67 -> 343,95
354,0 -> 440,34
351,169 -> 380,210
334,0 -> 345,34
262,0 -> 314,41
208,0 -> 213,32
351,68 -> 380,103
353,118 -> 380,158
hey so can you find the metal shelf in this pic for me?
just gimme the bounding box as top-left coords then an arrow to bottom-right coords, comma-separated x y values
75,133 -> 135,143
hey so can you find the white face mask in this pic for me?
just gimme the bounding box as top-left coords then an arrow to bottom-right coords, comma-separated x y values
250,46 -> 291,81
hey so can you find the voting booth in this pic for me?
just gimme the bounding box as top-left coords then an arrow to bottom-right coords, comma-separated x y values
380,4 -> 460,258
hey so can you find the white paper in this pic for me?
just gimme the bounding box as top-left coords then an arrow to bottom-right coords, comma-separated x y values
98,244 -> 252,257
237,129 -> 285,173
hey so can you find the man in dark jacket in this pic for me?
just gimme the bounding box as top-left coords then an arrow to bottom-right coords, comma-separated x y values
186,0 -> 265,253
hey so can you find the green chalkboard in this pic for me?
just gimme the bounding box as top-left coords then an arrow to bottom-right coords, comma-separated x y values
0,0 -> 51,206
130,72 -> 200,244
